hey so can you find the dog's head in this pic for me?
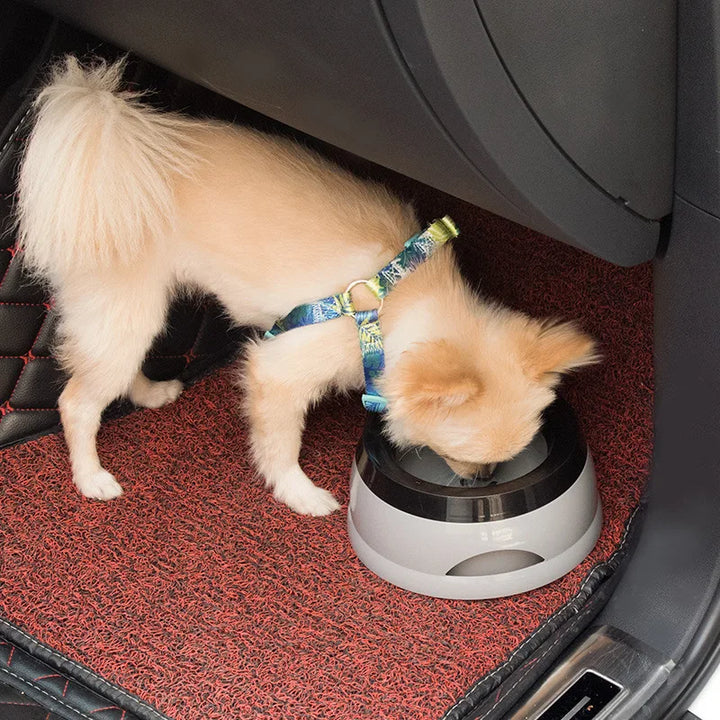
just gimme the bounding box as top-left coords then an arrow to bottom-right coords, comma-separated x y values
382,314 -> 598,480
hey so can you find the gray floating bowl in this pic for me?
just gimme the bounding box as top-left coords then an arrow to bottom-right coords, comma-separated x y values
347,398 -> 602,600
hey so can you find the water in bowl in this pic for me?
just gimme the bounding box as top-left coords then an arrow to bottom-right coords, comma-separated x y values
396,432 -> 548,488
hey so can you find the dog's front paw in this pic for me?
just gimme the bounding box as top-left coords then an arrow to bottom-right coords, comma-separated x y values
275,484 -> 340,516
74,469 -> 124,500
271,468 -> 340,516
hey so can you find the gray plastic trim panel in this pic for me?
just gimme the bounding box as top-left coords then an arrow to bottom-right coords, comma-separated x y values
506,626 -> 674,720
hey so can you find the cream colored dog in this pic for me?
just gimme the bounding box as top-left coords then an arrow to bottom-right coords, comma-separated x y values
17,57 -> 597,515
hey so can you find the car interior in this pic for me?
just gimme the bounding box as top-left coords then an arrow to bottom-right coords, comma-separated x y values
0,1 -> 718,719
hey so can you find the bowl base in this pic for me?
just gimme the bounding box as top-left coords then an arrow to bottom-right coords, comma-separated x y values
348,499 -> 602,600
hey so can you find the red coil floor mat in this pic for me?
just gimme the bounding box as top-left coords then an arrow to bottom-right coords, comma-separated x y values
0,195 -> 653,720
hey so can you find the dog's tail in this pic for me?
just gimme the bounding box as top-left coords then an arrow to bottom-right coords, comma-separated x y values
17,56 -> 199,277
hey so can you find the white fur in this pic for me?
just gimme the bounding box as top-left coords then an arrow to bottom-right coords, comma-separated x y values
17,56 -> 198,280
17,56 -> 597,514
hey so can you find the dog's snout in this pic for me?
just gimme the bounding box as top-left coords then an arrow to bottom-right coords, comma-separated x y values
443,456 -> 499,483
474,463 -> 498,481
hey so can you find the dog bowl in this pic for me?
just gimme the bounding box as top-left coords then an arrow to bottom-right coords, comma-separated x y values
347,398 -> 602,599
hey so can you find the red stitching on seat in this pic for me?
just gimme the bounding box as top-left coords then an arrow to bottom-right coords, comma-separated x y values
0,301 -> 48,307
1,406 -> 59,414
0,355 -> 52,359
147,350 -> 213,360
0,247 -> 17,287
2,306 -> 53,409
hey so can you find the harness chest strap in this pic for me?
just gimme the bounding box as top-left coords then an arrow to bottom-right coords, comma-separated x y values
264,216 -> 459,411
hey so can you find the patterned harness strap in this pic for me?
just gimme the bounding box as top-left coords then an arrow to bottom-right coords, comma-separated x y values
264,216 -> 459,412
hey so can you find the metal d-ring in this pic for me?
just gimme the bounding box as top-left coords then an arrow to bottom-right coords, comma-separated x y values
344,279 -> 384,316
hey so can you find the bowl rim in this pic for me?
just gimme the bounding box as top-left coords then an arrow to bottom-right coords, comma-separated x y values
356,397 -> 588,522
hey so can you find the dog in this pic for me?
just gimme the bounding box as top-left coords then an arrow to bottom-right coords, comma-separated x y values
16,56 -> 598,515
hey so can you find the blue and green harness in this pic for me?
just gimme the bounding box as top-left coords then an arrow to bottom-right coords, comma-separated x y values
264,216 -> 459,412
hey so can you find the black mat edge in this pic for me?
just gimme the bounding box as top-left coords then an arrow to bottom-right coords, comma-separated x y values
0,619 -> 168,720
441,499 -> 646,720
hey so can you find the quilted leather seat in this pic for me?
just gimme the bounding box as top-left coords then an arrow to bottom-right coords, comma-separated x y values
0,684 -> 64,720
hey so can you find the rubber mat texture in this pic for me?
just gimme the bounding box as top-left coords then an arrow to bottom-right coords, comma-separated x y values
0,186 -> 653,720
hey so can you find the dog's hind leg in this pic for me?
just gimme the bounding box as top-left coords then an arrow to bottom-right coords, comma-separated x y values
128,372 -> 183,409
56,268 -> 173,500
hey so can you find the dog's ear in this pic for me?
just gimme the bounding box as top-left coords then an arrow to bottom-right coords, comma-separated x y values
523,320 -> 599,384
390,339 -> 482,412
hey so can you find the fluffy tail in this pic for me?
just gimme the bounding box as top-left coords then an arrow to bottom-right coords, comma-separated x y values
17,56 -> 199,278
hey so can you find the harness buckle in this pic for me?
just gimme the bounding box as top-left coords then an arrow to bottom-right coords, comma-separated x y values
343,279 -> 384,317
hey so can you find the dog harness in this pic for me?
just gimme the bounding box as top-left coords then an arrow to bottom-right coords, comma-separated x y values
264,216 -> 459,412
